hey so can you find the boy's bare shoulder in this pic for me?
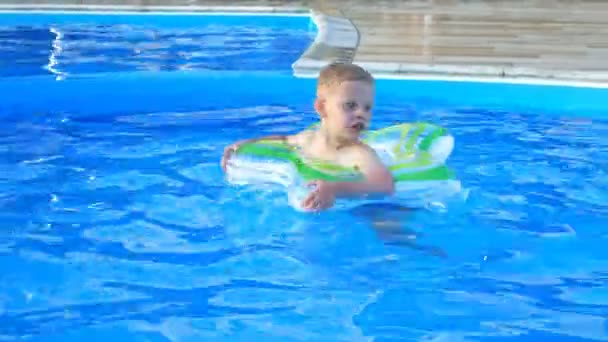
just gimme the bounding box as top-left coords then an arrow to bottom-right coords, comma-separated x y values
340,142 -> 385,167
342,141 -> 376,155
287,130 -> 315,147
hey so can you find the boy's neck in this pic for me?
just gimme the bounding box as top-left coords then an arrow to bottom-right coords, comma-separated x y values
318,125 -> 357,150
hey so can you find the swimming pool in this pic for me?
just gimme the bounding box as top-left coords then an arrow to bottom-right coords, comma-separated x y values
1,11 -> 608,342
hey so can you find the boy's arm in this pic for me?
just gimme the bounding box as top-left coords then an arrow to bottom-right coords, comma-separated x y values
302,145 -> 394,211
221,133 -> 302,172
330,145 -> 395,197
227,131 -> 304,150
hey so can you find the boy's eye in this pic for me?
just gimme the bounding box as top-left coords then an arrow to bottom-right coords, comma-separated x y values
344,102 -> 357,110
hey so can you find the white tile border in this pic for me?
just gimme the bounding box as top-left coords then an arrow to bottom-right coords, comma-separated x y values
294,53 -> 608,89
389,63 -> 608,82
295,67 -> 608,89
388,63 -> 608,88
368,73 -> 608,89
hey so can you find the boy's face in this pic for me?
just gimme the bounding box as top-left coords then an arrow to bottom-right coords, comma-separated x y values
317,80 -> 375,142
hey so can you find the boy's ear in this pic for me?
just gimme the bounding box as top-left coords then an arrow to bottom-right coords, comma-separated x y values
314,97 -> 327,118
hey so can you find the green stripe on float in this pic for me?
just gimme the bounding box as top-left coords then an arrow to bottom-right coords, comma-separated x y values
393,165 -> 456,182
418,127 -> 447,151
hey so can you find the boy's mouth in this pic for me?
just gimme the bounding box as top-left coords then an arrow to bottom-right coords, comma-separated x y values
351,122 -> 365,132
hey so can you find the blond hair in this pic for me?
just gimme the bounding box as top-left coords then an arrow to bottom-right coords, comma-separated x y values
317,62 -> 374,95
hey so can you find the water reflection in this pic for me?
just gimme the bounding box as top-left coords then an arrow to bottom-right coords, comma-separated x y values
44,26 -> 66,80
0,22 -> 314,78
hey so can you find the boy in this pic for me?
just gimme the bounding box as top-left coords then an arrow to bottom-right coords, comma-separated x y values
221,62 -> 395,211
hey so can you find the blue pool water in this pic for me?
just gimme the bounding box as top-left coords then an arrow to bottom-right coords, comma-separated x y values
1,12 -> 608,342
0,12 -> 315,77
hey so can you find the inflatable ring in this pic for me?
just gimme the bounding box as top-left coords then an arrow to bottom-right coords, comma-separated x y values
226,122 -> 462,210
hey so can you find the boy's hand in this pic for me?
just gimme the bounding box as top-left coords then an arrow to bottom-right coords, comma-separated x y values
221,135 -> 290,173
302,180 -> 336,211
221,142 -> 242,172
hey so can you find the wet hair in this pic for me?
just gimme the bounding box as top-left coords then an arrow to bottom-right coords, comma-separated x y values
317,62 -> 374,95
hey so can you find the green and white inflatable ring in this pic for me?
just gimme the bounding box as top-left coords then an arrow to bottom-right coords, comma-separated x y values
225,122 -> 462,210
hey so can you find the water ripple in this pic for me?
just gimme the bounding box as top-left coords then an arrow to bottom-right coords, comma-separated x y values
0,280 -> 298,339
1,97 -> 607,341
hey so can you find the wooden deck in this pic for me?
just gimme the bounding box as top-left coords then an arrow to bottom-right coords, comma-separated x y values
348,1 -> 608,86
1,0 -> 607,86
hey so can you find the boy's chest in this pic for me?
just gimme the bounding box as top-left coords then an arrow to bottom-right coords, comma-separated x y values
298,144 -> 358,169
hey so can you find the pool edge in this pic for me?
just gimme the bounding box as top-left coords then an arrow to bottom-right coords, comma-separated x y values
291,10 -> 359,75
